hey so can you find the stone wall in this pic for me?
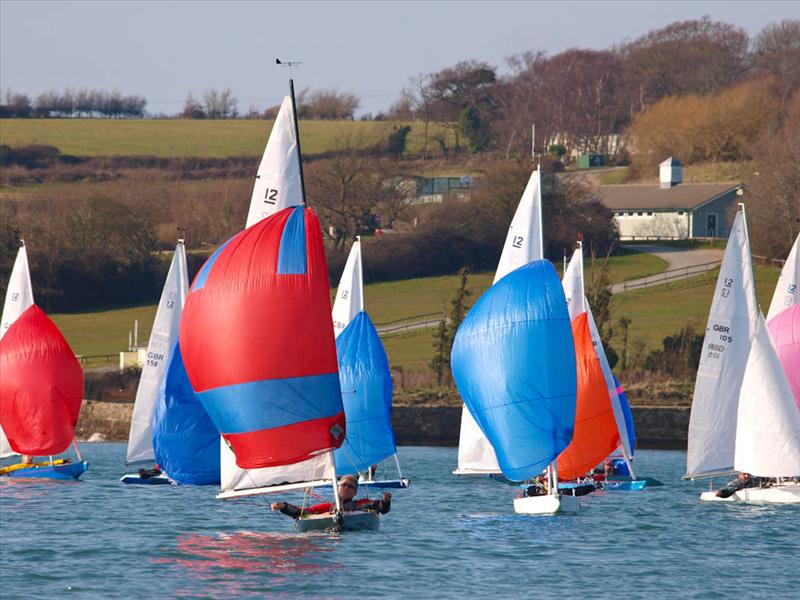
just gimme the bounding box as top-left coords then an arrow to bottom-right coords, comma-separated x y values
76,401 -> 691,450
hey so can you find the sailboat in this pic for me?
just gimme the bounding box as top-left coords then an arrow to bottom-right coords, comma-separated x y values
331,237 -> 409,489
451,259 -> 578,514
454,166 -> 543,477
0,242 -> 87,479
181,77 -> 378,532
121,241 -> 189,485
558,243 -> 644,491
686,207 -> 800,503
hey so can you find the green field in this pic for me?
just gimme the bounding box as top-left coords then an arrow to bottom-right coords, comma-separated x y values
51,249 -> 668,368
0,118 -> 454,158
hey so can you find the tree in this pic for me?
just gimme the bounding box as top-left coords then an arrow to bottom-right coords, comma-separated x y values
387,125 -> 411,158
297,89 -> 360,120
429,267 -> 472,387
182,93 -> 206,119
202,88 -> 237,118
458,106 -> 489,153
752,19 -> 800,97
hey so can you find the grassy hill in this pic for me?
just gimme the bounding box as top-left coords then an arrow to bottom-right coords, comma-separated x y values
0,118 -> 454,158
52,249 -> 667,367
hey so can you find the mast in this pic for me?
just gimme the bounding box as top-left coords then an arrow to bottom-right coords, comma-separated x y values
739,203 -> 758,309
288,78 -> 306,204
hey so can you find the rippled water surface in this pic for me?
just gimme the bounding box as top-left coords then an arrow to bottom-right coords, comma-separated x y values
1,444 -> 798,599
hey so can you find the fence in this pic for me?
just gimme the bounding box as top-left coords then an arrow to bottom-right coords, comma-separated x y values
76,354 -> 117,365
752,254 -> 786,269
618,260 -> 722,292
375,312 -> 445,336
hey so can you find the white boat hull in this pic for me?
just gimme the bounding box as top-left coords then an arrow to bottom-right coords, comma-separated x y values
701,484 -> 800,504
513,493 -> 580,515
294,510 -> 380,533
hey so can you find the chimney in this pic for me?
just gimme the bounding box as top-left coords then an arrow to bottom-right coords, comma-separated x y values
659,157 -> 683,189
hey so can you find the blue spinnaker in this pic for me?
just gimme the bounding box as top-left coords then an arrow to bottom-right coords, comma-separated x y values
613,375 -> 636,457
451,260 -> 577,482
334,311 -> 396,474
153,343 -> 220,485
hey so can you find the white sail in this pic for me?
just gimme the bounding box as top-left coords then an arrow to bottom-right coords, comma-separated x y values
1,244 -> 35,459
245,96 -> 303,228
494,167 -> 543,283
734,314 -> 800,477
456,167 -> 543,475
332,238 -> 364,338
767,234 -> 799,322
218,441 -> 334,499
125,242 -> 189,465
1,245 -> 34,340
562,245 -> 635,472
686,211 -> 759,478
562,246 -> 586,319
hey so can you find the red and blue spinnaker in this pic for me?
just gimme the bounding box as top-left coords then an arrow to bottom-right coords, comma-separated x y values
179,206 -> 345,470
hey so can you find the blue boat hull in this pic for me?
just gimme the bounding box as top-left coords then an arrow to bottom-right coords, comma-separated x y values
4,461 -> 88,480
602,479 -> 647,491
358,478 -> 410,489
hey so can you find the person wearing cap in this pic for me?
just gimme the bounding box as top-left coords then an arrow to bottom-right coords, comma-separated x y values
271,474 -> 391,519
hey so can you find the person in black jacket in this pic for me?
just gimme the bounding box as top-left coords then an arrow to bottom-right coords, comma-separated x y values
271,474 -> 391,519
716,472 -> 761,498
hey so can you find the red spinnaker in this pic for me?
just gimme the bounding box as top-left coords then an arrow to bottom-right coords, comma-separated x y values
0,305 -> 83,456
557,312 -> 620,480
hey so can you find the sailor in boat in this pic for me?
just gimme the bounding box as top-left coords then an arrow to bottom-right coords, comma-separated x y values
715,473 -> 763,498
271,475 -> 392,520
137,465 -> 162,480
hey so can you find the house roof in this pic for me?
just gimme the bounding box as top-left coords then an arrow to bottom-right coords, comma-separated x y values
659,156 -> 682,167
597,182 -> 741,211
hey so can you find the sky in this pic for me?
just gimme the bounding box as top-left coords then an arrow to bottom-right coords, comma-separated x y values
2,0 -> 798,116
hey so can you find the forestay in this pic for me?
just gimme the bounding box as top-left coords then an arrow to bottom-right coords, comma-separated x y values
766,234 -> 799,322
0,245 -> 34,459
126,242 -> 189,465
452,260 -> 576,482
245,96 -> 303,228
331,238 -> 364,338
686,211 -> 759,479
456,167 -> 543,475
734,314 -> 800,477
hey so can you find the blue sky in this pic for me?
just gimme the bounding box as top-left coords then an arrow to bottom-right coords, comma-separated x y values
2,0 -> 798,116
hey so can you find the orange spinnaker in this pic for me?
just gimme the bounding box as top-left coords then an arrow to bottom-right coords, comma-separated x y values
556,312 -> 620,480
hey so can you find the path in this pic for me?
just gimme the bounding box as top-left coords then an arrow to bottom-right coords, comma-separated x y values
612,244 -> 723,294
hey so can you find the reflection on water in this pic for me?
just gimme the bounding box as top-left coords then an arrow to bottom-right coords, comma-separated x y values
156,531 -> 342,596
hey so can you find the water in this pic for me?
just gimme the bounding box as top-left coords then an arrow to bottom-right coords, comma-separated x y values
1,445 -> 798,599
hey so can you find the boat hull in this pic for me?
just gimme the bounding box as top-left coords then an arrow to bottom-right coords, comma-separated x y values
358,478 -> 410,489
513,493 -> 580,515
3,461 -> 88,480
602,479 -> 647,491
701,484 -> 800,504
294,510 -> 380,533
120,473 -> 173,485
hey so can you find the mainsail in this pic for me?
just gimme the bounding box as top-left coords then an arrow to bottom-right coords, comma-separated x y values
734,313 -> 800,477
0,244 -> 34,458
331,237 -> 364,338
451,260 -> 576,482
686,210 -> 759,478
766,233 -> 799,322
180,206 -> 345,496
245,96 -> 304,228
126,242 -> 189,465
456,167 -> 542,475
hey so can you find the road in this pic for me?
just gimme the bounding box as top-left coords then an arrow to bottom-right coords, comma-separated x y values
612,244 -> 724,294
